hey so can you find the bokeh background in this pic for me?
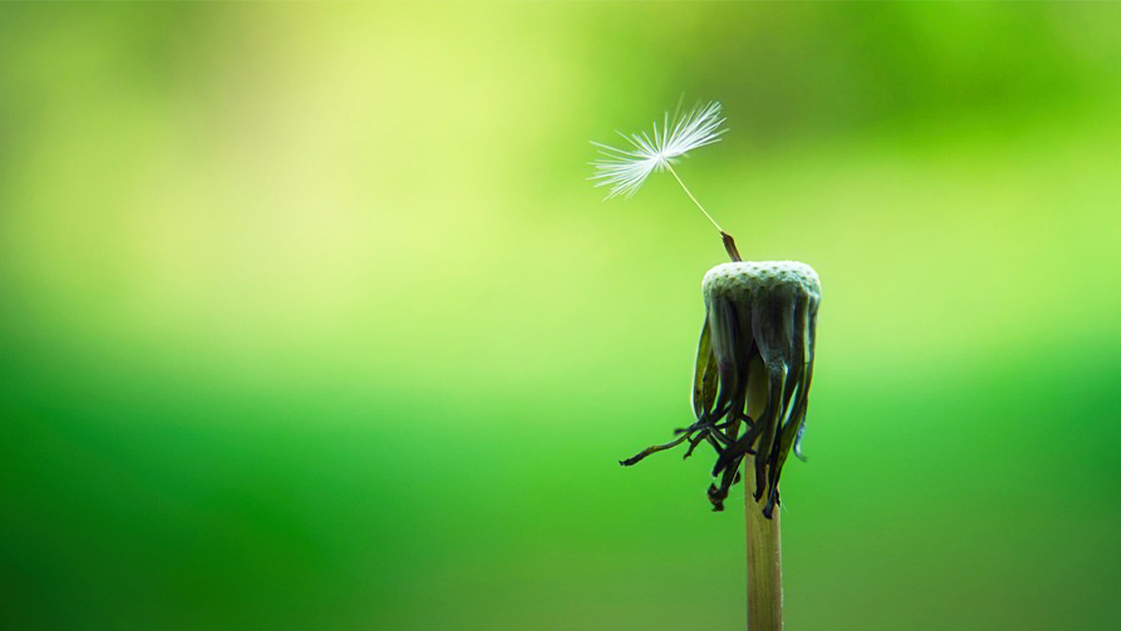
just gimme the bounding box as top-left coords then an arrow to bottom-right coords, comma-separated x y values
2,3 -> 1120,630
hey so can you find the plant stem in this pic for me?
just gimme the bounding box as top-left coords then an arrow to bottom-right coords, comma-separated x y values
745,457 -> 783,631
744,354 -> 782,630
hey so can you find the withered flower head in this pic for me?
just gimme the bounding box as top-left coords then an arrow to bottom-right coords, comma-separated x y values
622,261 -> 821,518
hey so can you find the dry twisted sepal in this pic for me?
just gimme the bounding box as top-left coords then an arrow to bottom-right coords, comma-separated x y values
622,261 -> 821,518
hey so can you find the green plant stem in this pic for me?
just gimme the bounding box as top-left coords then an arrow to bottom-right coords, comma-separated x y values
745,457 -> 783,630
745,355 -> 782,630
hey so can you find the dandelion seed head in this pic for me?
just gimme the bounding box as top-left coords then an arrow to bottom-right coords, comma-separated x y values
590,101 -> 727,200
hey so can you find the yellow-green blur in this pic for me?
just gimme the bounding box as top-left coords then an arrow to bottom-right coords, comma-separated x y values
1,4 -> 1119,630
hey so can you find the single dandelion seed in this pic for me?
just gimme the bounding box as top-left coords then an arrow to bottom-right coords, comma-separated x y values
590,101 -> 742,261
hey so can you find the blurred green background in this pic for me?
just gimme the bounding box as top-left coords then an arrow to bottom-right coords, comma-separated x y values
2,3 -> 1120,630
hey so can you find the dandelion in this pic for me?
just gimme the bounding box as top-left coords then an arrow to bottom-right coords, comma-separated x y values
598,101 -> 822,631
696,261 -> 820,516
620,261 -> 821,518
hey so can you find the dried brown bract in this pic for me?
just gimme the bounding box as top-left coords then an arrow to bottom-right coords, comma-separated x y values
622,261 -> 821,518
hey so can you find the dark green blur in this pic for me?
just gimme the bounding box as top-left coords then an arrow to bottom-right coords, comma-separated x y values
1,3 -> 1119,630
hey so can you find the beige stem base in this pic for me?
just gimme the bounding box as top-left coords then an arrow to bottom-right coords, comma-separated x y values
745,455 -> 783,631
